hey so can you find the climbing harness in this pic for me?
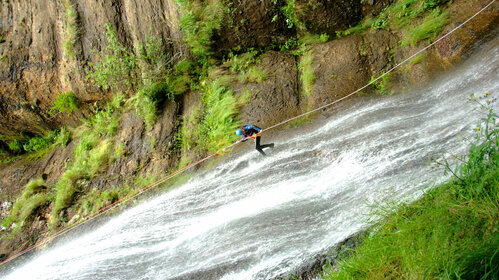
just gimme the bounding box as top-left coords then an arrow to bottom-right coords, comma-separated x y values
0,0 -> 495,267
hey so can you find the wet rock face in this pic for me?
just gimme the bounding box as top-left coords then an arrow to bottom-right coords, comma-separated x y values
295,0 -> 363,34
231,51 -> 302,129
0,0 -> 184,136
216,0 -> 292,53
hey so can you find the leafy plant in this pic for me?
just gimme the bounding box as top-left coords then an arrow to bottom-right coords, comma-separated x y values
177,0 -> 224,63
369,72 -> 393,95
50,91 -> 79,116
130,81 -> 173,128
137,33 -> 169,84
23,130 -> 59,153
198,79 -> 240,153
371,13 -> 388,30
281,0 -> 305,30
86,23 -> 138,91
280,37 -> 300,52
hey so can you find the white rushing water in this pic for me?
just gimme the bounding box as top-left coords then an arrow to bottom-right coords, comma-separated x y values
2,38 -> 498,279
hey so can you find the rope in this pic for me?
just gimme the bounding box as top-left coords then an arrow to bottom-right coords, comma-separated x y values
262,0 -> 496,133
0,0 -> 495,267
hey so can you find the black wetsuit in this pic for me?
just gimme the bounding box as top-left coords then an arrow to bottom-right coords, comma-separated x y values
241,125 -> 274,156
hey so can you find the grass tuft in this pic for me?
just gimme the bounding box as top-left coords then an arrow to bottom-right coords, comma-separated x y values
63,0 -> 81,60
402,9 -> 450,46
3,178 -> 52,230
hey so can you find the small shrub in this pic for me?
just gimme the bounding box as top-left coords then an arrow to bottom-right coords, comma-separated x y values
50,91 -> 79,116
177,1 -> 224,63
137,33 -> 169,84
280,37 -> 300,52
8,140 -> 23,153
131,81 -> 174,128
191,79 -> 240,153
371,13 -> 388,29
281,0 -> 305,30
86,23 -> 138,91
369,72 -> 393,95
55,127 -> 71,147
225,49 -> 260,73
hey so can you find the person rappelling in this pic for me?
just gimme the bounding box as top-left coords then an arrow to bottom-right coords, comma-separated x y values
236,125 -> 274,156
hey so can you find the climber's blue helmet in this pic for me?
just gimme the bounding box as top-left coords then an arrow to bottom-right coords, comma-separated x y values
235,129 -> 243,136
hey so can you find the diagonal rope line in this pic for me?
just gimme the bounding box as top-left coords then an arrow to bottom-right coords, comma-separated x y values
0,0 -> 495,267
262,0 -> 496,133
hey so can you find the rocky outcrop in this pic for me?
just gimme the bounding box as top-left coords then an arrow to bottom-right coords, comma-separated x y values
216,0 -> 292,53
229,51 -> 302,129
0,0 -> 185,136
294,0 -> 393,34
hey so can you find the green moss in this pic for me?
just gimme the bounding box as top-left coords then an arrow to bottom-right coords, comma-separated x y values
299,50 -> 316,96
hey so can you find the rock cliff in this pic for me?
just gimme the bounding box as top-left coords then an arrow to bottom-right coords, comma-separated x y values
0,0 -> 497,265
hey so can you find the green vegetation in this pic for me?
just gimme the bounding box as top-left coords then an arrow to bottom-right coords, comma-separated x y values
299,50 -> 315,96
176,0 -> 224,63
50,91 -> 79,116
241,66 -> 267,83
336,0 -> 450,46
0,129 -> 70,161
131,81 -> 171,128
322,94 -> 498,279
196,79 -> 240,153
336,17 -> 375,38
86,23 -> 138,92
50,95 -> 124,228
85,24 -> 187,129
223,50 -> 267,83
409,52 -> 426,65
402,9 -> 450,46
0,36 -> 5,44
369,72 -> 394,95
2,178 -> 53,233
63,0 -> 81,60
280,0 -> 305,30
